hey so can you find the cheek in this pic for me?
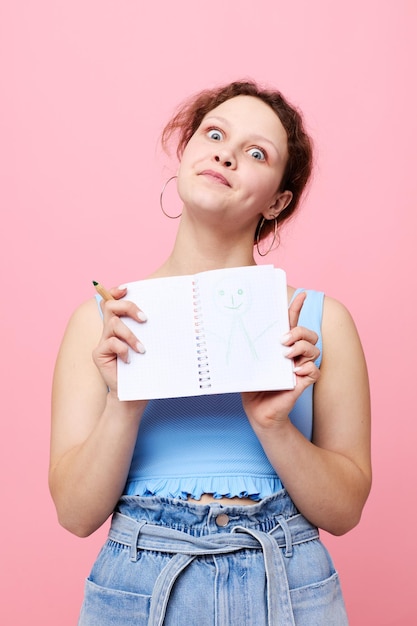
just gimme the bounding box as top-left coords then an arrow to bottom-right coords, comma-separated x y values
176,168 -> 187,203
180,135 -> 204,162
176,155 -> 199,204
176,152 -> 190,187
177,143 -> 199,180
246,173 -> 278,204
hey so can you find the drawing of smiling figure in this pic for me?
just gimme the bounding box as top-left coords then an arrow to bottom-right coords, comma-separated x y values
211,277 -> 260,365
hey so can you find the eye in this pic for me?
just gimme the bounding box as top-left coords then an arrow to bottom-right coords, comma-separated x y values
207,128 -> 224,141
248,147 -> 266,161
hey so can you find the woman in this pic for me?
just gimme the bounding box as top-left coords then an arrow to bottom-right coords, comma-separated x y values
49,81 -> 371,625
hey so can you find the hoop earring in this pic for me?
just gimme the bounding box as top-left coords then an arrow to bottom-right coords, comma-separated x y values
256,217 -> 278,257
160,175 -> 182,219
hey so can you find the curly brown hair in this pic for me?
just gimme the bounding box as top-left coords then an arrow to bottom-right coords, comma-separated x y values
161,80 -> 313,242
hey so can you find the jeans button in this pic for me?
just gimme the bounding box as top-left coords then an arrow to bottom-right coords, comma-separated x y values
215,513 -> 230,527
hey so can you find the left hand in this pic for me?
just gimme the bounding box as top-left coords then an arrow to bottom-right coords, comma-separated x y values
241,291 -> 320,431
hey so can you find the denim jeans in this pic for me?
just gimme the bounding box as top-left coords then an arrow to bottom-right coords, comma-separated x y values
78,490 -> 348,625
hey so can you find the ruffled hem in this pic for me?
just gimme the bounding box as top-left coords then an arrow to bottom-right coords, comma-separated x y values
124,474 -> 283,502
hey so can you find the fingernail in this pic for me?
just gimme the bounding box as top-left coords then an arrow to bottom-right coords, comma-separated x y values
136,341 -> 146,354
293,366 -> 302,373
137,311 -> 147,322
118,284 -> 127,290
281,333 -> 292,344
283,347 -> 293,357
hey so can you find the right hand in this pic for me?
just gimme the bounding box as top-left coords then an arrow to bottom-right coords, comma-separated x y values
242,291 -> 320,432
92,286 -> 147,395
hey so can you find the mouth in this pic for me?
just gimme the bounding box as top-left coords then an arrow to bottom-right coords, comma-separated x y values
199,170 -> 231,187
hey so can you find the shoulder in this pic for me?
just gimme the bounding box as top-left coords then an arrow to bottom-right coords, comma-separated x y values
320,295 -> 367,371
59,297 -> 103,353
322,295 -> 360,339
69,296 -> 102,324
293,288 -> 356,333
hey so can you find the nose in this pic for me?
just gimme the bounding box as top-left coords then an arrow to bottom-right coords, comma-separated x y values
214,150 -> 236,168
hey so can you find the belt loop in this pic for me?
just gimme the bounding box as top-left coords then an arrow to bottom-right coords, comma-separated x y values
130,521 -> 147,562
276,515 -> 293,558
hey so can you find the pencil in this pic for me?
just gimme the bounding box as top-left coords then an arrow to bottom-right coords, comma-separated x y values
92,280 -> 115,301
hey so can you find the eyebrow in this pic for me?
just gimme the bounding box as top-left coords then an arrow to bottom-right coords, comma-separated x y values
203,115 -> 283,158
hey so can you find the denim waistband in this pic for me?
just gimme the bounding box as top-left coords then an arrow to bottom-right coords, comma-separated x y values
109,495 -> 319,626
116,489 -> 301,533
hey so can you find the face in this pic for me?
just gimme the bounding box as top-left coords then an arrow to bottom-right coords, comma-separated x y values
177,96 -> 292,231
214,276 -> 252,317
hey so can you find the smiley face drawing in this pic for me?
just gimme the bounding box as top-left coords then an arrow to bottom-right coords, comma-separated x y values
212,277 -> 258,364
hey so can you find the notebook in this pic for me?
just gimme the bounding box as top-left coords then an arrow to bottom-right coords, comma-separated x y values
117,265 -> 295,400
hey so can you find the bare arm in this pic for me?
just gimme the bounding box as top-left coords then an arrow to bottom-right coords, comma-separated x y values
242,294 -> 371,535
49,290 -> 147,537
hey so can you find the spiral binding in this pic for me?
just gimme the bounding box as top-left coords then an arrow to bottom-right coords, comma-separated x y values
192,280 -> 212,389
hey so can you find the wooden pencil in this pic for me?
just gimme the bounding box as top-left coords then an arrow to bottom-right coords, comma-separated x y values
92,280 -> 115,301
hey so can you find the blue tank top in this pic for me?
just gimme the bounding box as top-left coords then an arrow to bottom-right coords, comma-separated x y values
116,288 -> 325,501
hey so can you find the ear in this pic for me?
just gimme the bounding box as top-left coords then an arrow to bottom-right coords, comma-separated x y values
262,190 -> 293,220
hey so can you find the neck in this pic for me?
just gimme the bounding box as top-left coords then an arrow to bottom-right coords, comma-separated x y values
152,213 -> 258,278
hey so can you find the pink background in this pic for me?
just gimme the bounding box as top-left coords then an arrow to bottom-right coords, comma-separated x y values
1,1 -> 415,624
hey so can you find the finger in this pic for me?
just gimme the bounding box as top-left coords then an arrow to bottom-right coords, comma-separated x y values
281,325 -> 319,347
102,315 -> 146,354
293,361 -> 321,385
93,336 -> 135,366
284,340 -> 320,364
101,297 -> 147,324
288,291 -> 306,330
109,285 -> 128,300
